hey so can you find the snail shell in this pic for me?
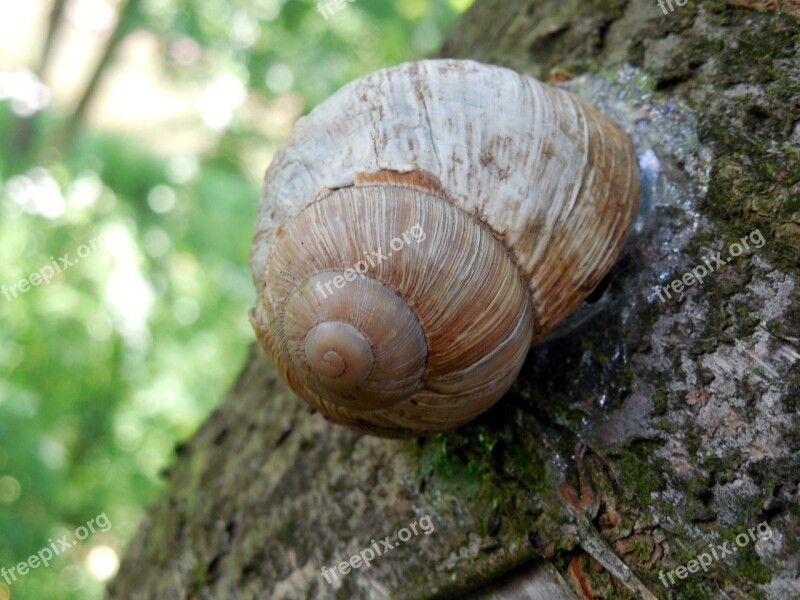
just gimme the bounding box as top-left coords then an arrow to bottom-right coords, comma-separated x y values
250,59 -> 639,438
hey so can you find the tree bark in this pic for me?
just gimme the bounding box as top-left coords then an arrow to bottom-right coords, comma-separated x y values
107,1 -> 800,598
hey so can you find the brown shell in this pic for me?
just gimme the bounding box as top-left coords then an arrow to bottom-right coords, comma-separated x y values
250,59 -> 640,437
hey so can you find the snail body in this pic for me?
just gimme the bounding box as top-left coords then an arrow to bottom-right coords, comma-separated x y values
250,59 -> 640,437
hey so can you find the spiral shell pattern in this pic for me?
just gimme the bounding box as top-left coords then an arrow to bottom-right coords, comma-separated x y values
252,181 -> 533,436
250,59 -> 640,437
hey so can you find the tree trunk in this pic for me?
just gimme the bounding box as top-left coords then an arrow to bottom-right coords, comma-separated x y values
107,1 -> 800,598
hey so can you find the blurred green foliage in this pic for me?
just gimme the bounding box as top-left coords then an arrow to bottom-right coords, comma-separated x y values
0,0 -> 471,598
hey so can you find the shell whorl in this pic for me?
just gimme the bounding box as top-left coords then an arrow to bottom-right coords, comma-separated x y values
251,180 -> 534,436
250,59 -> 641,437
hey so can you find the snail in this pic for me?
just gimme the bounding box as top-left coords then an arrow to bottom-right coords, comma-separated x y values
249,59 -> 640,438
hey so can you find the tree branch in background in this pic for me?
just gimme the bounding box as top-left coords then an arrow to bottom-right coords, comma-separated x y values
55,0 -> 143,151
8,0 -> 67,159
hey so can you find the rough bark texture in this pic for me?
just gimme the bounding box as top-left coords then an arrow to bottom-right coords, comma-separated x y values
107,1 -> 800,599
